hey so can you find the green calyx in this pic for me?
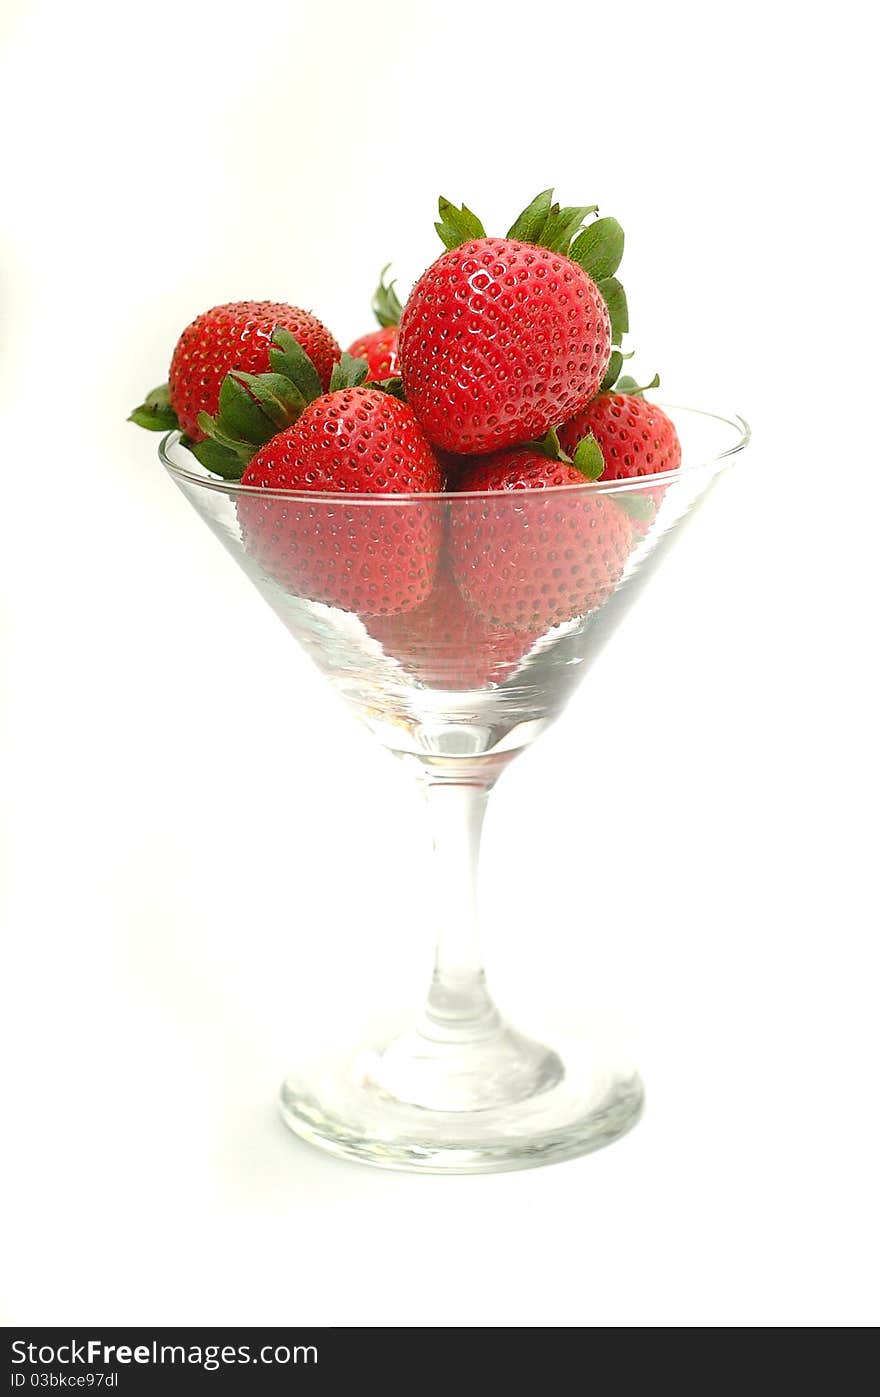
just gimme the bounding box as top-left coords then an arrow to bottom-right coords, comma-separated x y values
188,437 -> 249,481
507,190 -> 600,255
570,434 -> 605,481
569,218 -> 624,283
533,425 -> 564,460
193,331 -> 401,479
372,265 -> 403,328
435,197 -> 486,251
506,188 -> 555,244
531,425 -> 605,482
195,371 -> 299,466
599,350 -> 624,393
594,277 -> 628,346
368,376 -> 406,400
326,354 -> 403,398
329,352 -> 369,391
128,383 -> 179,433
267,327 -> 324,400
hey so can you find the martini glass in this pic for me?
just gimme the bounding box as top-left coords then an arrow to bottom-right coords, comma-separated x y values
159,405 -> 749,1173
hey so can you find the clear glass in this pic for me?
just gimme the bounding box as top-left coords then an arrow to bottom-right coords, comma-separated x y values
160,405 -> 749,1173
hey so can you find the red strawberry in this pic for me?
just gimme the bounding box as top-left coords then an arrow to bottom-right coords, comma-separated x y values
558,392 -> 681,481
365,562 -> 537,690
396,192 -> 630,457
346,266 -> 402,381
238,388 -> 442,616
559,387 -> 681,538
399,237 -> 611,455
449,449 -> 633,630
346,324 -> 398,380
167,302 -> 340,440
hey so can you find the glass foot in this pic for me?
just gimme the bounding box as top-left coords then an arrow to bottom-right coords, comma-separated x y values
279,1025 -> 644,1174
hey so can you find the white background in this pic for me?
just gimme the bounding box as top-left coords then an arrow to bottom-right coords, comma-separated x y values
1,0 -> 878,1328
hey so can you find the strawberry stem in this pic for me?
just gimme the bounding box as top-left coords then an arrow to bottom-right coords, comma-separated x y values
613,372 -> 660,398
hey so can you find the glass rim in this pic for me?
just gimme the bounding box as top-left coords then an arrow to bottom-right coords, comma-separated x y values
159,403 -> 750,502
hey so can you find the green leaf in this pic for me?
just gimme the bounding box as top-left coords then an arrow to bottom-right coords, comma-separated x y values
372,265 -> 403,328
128,383 -> 179,432
215,373 -> 278,446
328,353 -> 370,392
533,426 -> 563,459
536,205 -> 598,255
599,350 -> 624,394
369,376 -> 406,400
614,372 -> 660,397
570,217 -> 625,282
434,196 -> 486,251
597,276 -> 629,345
188,437 -> 246,481
521,427 -> 566,460
231,371 -> 306,430
572,433 -> 605,481
268,328 -> 324,403
196,410 -> 256,458
507,189 -> 554,243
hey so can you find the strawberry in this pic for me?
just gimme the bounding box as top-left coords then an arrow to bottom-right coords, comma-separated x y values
346,324 -> 398,380
558,371 -> 681,537
397,191 -> 630,456
129,302 -> 340,442
346,266 -> 401,380
365,561 -> 537,690
199,342 -> 442,614
237,417 -> 441,613
449,448 -> 634,631
557,375 -> 681,481
158,334 -> 443,614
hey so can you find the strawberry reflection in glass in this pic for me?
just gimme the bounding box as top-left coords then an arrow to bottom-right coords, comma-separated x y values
450,449 -> 635,631
365,561 -> 538,689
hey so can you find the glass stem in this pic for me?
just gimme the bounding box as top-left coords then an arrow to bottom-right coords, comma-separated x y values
417,769 -> 501,1043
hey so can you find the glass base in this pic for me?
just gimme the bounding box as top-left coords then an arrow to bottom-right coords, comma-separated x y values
279,1023 -> 644,1174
